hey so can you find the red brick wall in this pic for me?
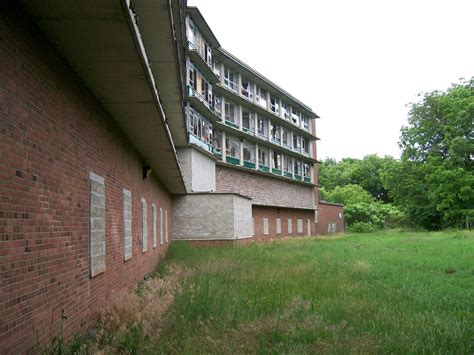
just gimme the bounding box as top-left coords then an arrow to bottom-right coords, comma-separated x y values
252,205 -> 315,238
0,7 -> 172,352
216,165 -> 315,209
316,202 -> 345,235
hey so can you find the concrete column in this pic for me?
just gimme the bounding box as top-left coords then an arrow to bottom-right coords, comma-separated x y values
269,148 -> 273,170
222,131 -> 226,161
237,73 -> 242,96
220,62 -> 225,85
279,98 -> 283,118
266,91 -> 271,111
240,139 -> 244,166
238,105 -> 243,130
254,113 -> 258,134
291,156 -> 295,177
255,143 -> 259,169
280,125 -> 283,146
221,96 -> 226,121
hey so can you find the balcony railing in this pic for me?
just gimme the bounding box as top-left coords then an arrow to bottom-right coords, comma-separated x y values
224,78 -> 238,92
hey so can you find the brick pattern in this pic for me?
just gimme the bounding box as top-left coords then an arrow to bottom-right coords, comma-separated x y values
216,165 -> 315,209
0,8 -> 172,352
315,202 -> 345,235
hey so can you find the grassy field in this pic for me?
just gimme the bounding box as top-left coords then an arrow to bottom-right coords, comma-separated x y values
73,230 -> 474,354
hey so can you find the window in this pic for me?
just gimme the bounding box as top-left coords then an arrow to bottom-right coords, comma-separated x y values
282,128 -> 289,146
141,198 -> 147,253
89,172 -> 105,277
152,203 -> 157,248
123,189 -> 132,261
281,102 -> 290,120
214,95 -> 222,119
225,136 -> 240,158
224,100 -> 238,124
291,107 -> 300,125
242,108 -> 255,133
160,208 -> 164,245
263,218 -> 269,235
258,146 -> 268,167
270,123 -> 281,143
255,86 -> 267,108
241,77 -> 254,100
301,115 -> 309,130
294,160 -> 302,176
303,163 -> 311,179
288,219 -> 293,234
283,155 -> 292,173
272,151 -> 281,170
257,117 -> 267,138
293,135 -> 301,151
224,66 -> 237,91
270,96 -> 280,115
243,141 -> 256,163
165,210 -> 168,243
204,42 -> 212,66
213,59 -> 221,78
297,219 -> 303,233
276,219 -> 281,234
188,107 -> 213,144
188,63 -> 197,90
213,130 -> 222,153
302,138 -> 309,154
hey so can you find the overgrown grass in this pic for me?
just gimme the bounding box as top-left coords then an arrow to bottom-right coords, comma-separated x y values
66,230 -> 474,353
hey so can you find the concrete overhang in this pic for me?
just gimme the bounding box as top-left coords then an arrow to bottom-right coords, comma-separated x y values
132,0 -> 188,147
215,48 -> 320,119
21,0 -> 186,194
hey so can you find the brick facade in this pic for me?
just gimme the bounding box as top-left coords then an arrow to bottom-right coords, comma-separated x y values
316,202 -> 345,235
216,165 -> 315,209
252,205 -> 315,239
0,8 -> 172,352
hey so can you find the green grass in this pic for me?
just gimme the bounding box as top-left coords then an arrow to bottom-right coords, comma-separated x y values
153,230 -> 474,353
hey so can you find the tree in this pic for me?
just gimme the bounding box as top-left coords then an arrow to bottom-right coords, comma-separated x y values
385,78 -> 474,229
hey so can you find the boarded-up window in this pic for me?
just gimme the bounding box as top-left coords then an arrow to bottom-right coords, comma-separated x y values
297,219 -> 303,233
276,218 -> 281,234
89,172 -> 105,277
141,198 -> 147,253
123,189 -> 132,261
152,203 -> 157,248
307,219 -> 311,236
160,208 -> 164,245
288,219 -> 293,234
314,210 -> 318,223
263,218 -> 269,235
252,218 -> 255,236
165,210 -> 168,243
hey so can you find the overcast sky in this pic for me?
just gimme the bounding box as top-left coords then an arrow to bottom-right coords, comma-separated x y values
187,0 -> 473,160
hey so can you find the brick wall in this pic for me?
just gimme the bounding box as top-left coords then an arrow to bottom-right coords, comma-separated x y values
0,7 -> 172,352
316,202 -> 345,235
216,165 -> 315,209
252,205 -> 315,239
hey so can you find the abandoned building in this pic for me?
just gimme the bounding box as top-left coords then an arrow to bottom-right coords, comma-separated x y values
0,0 -> 344,352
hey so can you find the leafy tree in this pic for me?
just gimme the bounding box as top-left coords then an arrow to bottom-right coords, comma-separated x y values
385,78 -> 474,229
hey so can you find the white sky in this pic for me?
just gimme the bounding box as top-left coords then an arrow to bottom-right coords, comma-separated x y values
187,0 -> 473,160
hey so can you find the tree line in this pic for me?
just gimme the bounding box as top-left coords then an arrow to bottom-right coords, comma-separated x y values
319,78 -> 473,232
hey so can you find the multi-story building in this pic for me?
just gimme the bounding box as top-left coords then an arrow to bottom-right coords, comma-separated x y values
0,1 -> 343,351
172,8 -> 340,240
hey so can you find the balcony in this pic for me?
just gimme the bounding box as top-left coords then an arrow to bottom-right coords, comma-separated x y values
226,156 -> 240,165
187,41 -> 219,84
186,86 -> 216,119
